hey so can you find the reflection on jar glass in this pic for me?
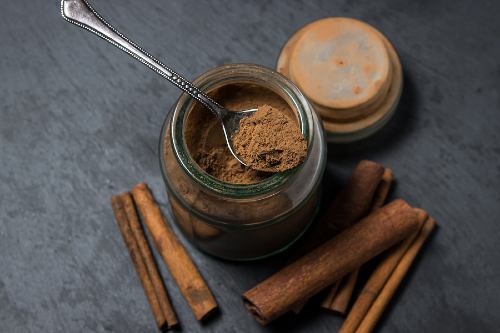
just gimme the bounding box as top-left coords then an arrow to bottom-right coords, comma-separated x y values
159,64 -> 326,260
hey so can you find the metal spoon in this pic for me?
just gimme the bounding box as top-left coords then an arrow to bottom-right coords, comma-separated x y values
61,0 -> 255,166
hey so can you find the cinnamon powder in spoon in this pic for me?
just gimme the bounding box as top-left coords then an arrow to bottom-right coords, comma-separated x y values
232,105 -> 307,172
185,84 -> 307,183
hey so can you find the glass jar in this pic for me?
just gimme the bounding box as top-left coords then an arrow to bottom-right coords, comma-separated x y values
159,64 -> 326,260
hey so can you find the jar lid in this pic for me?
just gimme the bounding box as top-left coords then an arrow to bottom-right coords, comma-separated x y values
277,17 -> 402,143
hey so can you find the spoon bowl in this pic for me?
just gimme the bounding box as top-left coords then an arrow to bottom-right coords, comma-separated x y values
217,107 -> 257,166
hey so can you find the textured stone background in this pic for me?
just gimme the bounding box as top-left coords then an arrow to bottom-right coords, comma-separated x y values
1,0 -> 499,332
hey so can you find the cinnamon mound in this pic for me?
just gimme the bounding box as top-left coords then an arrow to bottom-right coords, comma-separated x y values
197,146 -> 268,184
232,105 -> 307,172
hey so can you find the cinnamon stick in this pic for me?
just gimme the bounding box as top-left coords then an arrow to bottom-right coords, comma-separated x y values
242,199 -> 419,325
296,160 -> 386,256
321,160 -> 387,231
131,183 -> 218,321
120,193 -> 179,329
371,169 -> 393,210
341,209 -> 428,333
321,168 -> 394,314
339,209 -> 428,333
291,161 -> 387,314
354,216 -> 436,333
321,269 -> 359,314
111,195 -> 171,331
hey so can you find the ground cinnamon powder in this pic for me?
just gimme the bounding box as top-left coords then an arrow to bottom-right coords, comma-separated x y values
232,105 -> 307,172
185,84 -> 306,184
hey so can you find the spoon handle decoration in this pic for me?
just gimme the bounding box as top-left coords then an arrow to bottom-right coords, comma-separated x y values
61,0 -> 223,112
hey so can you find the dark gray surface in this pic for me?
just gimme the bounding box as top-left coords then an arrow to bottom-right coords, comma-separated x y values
1,0 -> 499,332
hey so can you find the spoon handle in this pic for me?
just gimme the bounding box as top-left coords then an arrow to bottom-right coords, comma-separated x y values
61,0 -> 222,112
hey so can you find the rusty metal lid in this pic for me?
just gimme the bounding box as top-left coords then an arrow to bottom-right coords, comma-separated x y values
277,17 -> 402,143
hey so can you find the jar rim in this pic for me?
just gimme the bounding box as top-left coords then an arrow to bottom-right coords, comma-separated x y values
161,64 -> 315,198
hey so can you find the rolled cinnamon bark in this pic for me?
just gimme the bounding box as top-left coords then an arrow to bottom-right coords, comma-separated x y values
354,216 -> 436,333
132,183 -> 218,322
294,160 -> 386,258
321,168 -> 394,314
292,161 -> 391,314
338,209 -> 428,333
111,195 -> 170,331
325,160 -> 387,231
321,269 -> 359,314
291,161 -> 386,314
120,193 -> 179,330
242,199 -> 419,325
371,169 -> 394,210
